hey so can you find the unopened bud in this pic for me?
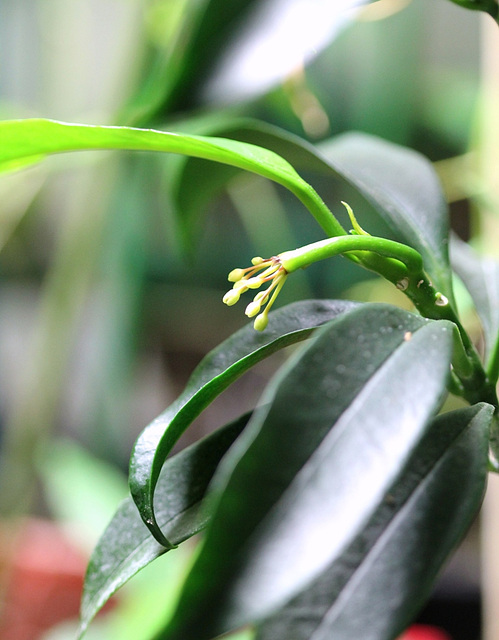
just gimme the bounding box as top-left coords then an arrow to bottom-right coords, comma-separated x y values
233,280 -> 249,292
228,268 -> 245,282
245,301 -> 261,317
254,313 -> 269,331
246,277 -> 264,289
223,289 -> 240,306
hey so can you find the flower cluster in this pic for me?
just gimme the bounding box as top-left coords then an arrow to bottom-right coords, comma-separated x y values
223,256 -> 288,331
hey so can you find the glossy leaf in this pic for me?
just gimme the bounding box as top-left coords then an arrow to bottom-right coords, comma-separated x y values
79,413 -> 251,639
159,304 -> 453,640
256,402 -> 492,640
451,234 -> 499,360
0,118 -> 344,238
318,132 -> 454,301
129,299 -> 357,544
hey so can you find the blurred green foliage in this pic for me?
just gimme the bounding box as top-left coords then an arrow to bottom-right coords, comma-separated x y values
0,1 -> 489,636
0,0 -> 482,462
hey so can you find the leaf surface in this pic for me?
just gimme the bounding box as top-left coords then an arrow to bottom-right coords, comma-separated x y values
79,414 -> 250,638
256,403 -> 492,640
318,132 -> 453,300
0,118 -> 343,237
159,304 -> 453,640
451,234 -> 499,360
129,300 -> 357,544
167,119 -> 336,247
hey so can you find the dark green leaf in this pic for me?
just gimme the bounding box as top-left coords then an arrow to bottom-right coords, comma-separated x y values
446,0 -> 498,19
159,304 -> 453,640
129,299 -> 357,544
78,413 -> 251,638
318,132 -> 454,301
451,234 -> 499,359
256,403 -> 492,640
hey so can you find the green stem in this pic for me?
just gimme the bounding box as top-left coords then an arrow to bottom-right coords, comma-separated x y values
280,235 -> 498,408
280,235 -> 423,276
486,331 -> 499,385
290,184 -> 348,239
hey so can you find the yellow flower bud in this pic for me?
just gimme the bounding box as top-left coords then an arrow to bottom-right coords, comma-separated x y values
223,289 -> 240,306
228,268 -> 245,282
223,255 -> 287,331
253,313 -> 269,331
245,300 -> 261,317
233,280 -> 249,292
246,277 -> 264,289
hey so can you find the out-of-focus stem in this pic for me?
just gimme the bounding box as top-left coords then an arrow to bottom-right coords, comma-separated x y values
480,12 -> 499,640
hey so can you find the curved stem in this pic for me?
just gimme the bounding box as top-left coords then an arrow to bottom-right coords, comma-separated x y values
487,331 -> 499,385
279,234 -> 498,408
280,235 -> 423,276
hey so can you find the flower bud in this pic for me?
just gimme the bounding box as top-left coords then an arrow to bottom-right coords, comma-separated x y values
253,313 -> 269,331
228,268 -> 245,282
245,301 -> 261,317
233,280 -> 249,292
246,277 -> 264,289
223,289 -> 240,306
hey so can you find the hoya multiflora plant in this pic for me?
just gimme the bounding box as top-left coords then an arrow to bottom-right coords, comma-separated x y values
1,114 -> 499,640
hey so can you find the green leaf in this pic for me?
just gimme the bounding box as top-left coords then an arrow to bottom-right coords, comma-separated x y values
126,0 -> 377,121
446,0 -> 498,19
169,122 -> 452,301
0,118 -> 344,238
79,413 -> 251,639
451,235 -> 499,360
159,304 -> 454,640
166,119 -> 335,248
318,132 -> 454,301
129,299 -> 357,545
256,402 -> 492,640
121,0 -> 261,121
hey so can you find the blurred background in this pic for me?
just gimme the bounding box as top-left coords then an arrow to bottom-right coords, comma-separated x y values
0,0 -> 493,638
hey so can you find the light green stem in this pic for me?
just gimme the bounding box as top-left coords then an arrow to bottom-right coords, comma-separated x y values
279,234 -> 497,408
279,235 -> 423,276
487,332 -> 499,385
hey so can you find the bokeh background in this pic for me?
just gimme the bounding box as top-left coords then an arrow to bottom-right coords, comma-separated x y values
0,1 -> 494,638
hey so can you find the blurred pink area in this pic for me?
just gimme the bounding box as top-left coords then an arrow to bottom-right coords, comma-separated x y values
400,623 -> 452,640
0,519 -> 88,640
